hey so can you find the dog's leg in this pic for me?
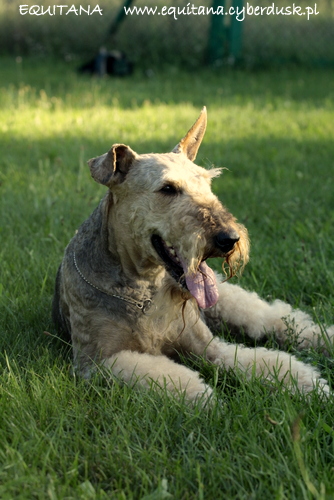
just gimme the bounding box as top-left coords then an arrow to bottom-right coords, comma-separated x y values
207,337 -> 329,395
204,280 -> 334,353
101,350 -> 213,404
180,322 -> 330,396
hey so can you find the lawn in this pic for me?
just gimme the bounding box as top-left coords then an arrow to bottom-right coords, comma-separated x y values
0,57 -> 334,499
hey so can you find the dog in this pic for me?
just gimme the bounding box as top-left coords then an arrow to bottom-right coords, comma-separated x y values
52,107 -> 333,403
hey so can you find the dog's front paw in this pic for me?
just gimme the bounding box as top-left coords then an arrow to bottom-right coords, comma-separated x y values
285,313 -> 334,356
287,358 -> 330,397
296,326 -> 334,355
183,383 -> 214,407
313,378 -> 331,397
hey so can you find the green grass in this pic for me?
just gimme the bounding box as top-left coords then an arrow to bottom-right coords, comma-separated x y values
0,57 -> 334,499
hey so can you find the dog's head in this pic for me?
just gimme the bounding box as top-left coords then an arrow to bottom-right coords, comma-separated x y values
88,108 -> 249,309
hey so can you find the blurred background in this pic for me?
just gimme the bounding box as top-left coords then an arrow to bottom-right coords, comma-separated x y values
1,0 -> 333,70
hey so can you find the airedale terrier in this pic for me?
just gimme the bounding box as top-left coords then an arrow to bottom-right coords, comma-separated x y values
53,107 -> 333,402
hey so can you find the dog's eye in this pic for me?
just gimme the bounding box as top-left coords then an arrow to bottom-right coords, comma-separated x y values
159,184 -> 179,195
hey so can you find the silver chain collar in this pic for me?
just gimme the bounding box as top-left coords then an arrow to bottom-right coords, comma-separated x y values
73,252 -> 152,314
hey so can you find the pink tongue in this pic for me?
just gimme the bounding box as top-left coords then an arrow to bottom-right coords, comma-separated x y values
184,261 -> 219,309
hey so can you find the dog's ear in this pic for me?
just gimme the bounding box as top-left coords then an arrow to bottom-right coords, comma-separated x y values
172,106 -> 207,161
88,144 -> 137,186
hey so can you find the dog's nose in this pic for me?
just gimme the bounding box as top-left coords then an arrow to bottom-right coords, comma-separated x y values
214,230 -> 240,253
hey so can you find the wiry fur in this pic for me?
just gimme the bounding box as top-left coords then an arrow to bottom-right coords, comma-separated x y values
53,108 -> 333,403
